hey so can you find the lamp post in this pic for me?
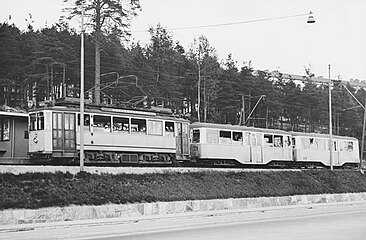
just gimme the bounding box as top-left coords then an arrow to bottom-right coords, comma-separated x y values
307,12 -> 333,171
328,64 -> 333,171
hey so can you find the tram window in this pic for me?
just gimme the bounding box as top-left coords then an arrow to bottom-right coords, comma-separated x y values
24,130 -> 29,139
165,121 -> 175,136
64,114 -> 75,130
219,130 -> 231,144
77,114 -> 90,126
207,129 -> 218,144
264,134 -> 273,147
318,139 -> 326,150
113,117 -> 129,133
273,135 -> 283,147
251,134 -> 257,146
347,141 -> 353,152
37,112 -> 44,130
30,113 -> 37,131
182,123 -> 188,134
256,134 -> 262,146
284,136 -> 291,147
93,115 -> 111,132
192,129 -> 200,143
327,140 -> 337,151
148,120 -> 163,136
243,133 -> 250,145
0,119 -> 10,141
233,132 -> 243,144
309,138 -> 321,150
302,138 -> 310,149
220,131 -> 231,138
131,118 -> 146,134
29,112 -> 44,131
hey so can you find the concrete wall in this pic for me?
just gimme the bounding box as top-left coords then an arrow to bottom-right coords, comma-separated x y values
1,192 -> 366,225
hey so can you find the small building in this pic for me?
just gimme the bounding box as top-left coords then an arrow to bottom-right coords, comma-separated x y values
0,111 -> 29,164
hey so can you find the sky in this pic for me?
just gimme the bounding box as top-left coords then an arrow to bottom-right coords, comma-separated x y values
1,0 -> 366,81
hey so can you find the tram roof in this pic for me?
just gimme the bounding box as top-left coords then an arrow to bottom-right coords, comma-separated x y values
290,131 -> 358,141
190,122 -> 290,135
29,104 -> 190,122
0,111 -> 28,118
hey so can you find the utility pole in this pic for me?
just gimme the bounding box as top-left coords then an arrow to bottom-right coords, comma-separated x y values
197,48 -> 201,122
50,63 -> 54,100
203,75 -> 207,122
328,64 -> 333,171
80,4 -> 85,172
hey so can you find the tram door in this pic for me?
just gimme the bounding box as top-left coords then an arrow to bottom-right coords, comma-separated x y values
52,112 -> 76,151
332,140 -> 340,166
176,122 -> 189,160
251,133 -> 263,163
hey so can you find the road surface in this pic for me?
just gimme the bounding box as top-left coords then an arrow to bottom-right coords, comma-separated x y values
2,202 -> 366,240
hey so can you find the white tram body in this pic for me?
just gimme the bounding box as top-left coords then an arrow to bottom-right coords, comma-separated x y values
291,131 -> 359,167
190,123 -> 360,168
189,122 -> 293,165
28,103 -> 190,164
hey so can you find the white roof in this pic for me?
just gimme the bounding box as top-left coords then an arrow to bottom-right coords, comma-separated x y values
0,111 -> 28,118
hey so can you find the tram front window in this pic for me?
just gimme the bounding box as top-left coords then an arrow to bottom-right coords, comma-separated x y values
192,129 -> 200,143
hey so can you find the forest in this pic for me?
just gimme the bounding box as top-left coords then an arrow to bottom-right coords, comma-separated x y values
0,0 -> 365,141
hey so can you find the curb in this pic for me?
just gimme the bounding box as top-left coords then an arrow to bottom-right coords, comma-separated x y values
1,192 -> 366,230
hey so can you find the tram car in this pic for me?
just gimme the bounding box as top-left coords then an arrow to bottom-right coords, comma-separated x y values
189,122 -> 360,168
0,110 -> 29,164
291,131 -> 359,168
189,122 -> 293,166
28,100 -> 190,164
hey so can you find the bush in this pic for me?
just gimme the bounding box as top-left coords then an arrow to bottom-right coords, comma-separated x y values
1,170 -> 366,210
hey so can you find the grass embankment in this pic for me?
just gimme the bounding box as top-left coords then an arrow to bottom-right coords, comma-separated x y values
1,170 -> 366,210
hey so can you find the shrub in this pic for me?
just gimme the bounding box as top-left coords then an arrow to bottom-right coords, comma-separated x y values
1,170 -> 366,210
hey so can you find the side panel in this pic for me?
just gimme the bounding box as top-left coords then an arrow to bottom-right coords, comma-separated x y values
13,117 -> 28,158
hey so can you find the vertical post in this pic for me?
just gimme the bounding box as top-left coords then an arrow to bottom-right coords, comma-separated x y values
62,65 -> 66,98
266,106 -> 269,129
50,64 -> 54,100
80,4 -> 85,172
197,50 -> 201,122
242,94 -> 245,126
328,64 -> 333,171
203,76 -> 206,122
360,95 -> 366,171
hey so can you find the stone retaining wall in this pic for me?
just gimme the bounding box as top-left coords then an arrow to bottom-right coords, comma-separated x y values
0,165 -> 297,175
1,192 -> 366,225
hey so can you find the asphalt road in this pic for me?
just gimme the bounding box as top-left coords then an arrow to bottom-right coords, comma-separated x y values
2,202 -> 366,240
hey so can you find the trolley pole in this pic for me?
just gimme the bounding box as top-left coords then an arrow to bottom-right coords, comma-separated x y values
328,64 -> 333,171
79,4 -> 85,172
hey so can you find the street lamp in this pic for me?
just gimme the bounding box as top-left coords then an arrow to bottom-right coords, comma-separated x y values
307,11 -> 315,24
307,13 -> 333,171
